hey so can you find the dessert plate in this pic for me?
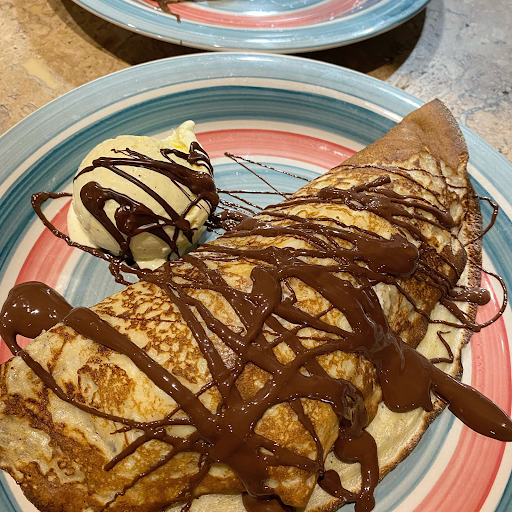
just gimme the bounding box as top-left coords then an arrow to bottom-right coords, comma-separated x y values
72,0 -> 430,52
0,53 -> 511,512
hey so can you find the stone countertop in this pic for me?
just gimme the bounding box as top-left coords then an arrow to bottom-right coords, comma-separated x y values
0,0 -> 510,161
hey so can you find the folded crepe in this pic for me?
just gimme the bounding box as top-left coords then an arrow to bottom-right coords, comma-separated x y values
0,100 -> 501,512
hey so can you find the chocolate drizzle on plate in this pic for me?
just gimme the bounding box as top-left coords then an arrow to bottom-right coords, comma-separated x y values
31,191 -> 147,285
156,0 -> 182,22
2,159 -> 512,512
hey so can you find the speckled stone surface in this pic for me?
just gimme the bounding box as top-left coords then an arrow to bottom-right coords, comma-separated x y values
0,0 -> 510,161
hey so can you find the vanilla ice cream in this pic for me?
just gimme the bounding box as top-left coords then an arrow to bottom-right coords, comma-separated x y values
67,121 -> 217,270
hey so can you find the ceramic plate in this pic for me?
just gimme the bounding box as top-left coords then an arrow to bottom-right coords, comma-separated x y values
72,0 -> 430,52
0,53 -> 511,512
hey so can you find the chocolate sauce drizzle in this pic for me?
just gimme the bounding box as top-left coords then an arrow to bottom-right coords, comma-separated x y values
3,162 -> 512,512
155,0 -> 188,22
31,192 -> 146,286
31,151 -> 303,283
465,196 -> 500,246
74,142 -> 218,262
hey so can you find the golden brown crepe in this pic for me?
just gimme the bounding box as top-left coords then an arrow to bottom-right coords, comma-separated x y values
0,100 -> 482,512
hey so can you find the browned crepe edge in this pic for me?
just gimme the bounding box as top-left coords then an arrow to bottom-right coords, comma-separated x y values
343,99 -> 468,173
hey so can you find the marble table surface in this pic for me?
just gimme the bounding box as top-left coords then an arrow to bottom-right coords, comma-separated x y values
0,0 -> 510,161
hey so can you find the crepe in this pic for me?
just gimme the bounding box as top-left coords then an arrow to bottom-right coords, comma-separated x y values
0,100 -> 486,512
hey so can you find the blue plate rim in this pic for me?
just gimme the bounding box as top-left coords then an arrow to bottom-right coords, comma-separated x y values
1,53 -> 510,197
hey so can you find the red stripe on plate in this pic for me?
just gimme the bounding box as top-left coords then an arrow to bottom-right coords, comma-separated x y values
414,273 -> 511,512
0,201 -> 74,363
141,0 -> 360,28
197,128 -> 355,168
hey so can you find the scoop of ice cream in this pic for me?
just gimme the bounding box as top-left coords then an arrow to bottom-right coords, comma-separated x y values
67,121 -> 218,270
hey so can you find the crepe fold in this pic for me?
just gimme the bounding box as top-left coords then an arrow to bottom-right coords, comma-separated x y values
0,100 -> 480,512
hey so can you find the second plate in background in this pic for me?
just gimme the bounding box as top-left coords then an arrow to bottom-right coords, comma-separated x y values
71,0 -> 430,52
